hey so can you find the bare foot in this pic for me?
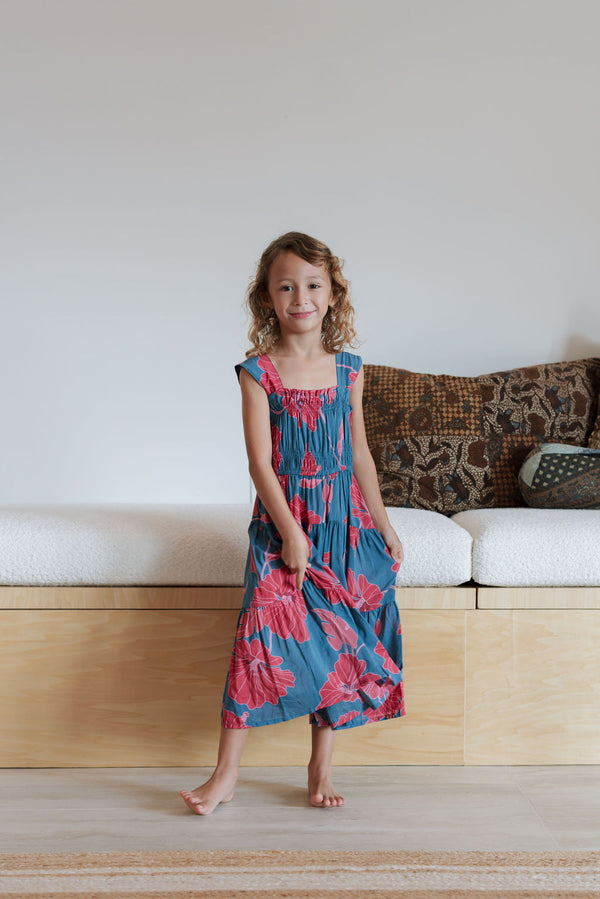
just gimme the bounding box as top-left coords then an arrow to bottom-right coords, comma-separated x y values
307,764 -> 345,808
179,770 -> 237,816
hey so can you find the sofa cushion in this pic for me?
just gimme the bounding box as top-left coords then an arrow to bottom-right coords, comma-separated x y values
0,504 -> 471,589
519,443 -> 600,509
451,508 -> 600,586
0,504 -> 253,586
363,358 -> 600,515
386,507 -> 472,586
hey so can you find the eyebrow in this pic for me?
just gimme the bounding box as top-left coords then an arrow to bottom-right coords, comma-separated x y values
276,276 -> 325,283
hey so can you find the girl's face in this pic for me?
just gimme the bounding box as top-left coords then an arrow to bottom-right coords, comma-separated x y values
266,251 -> 335,337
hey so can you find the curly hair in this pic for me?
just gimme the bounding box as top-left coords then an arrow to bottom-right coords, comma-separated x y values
241,231 -> 360,358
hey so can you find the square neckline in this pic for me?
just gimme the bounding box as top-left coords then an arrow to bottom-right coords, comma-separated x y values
262,352 -> 340,393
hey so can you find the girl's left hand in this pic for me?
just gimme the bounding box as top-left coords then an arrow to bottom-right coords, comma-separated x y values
382,529 -> 404,567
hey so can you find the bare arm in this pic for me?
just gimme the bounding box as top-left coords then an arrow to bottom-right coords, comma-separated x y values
238,367 -> 310,587
350,365 -> 404,565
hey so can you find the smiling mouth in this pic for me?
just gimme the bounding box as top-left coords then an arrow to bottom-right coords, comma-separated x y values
290,311 -> 314,318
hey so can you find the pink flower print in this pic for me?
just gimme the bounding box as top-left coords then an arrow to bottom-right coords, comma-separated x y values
318,653 -> 365,706
300,449 -> 322,476
365,680 -> 405,722
348,524 -> 360,550
305,562 -> 351,605
318,653 -> 385,708
222,708 -> 250,728
288,492 -> 320,531
374,640 -> 401,674
374,617 -> 382,637
334,709 -> 360,727
251,588 -> 310,643
346,569 -> 384,611
271,425 -> 283,473
313,608 -> 358,652
235,609 -> 256,642
252,567 -> 298,606
337,420 -> 344,459
228,638 -> 295,710
350,476 -> 375,527
321,477 -> 334,516
257,357 -> 281,394
281,394 -> 323,431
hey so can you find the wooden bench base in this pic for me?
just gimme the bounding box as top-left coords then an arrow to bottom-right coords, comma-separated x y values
1,586 -> 599,766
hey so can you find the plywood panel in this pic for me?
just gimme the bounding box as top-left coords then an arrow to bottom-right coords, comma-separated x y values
477,587 -> 600,609
0,586 -> 244,610
0,586 -> 475,610
465,609 -> 600,764
396,587 -> 475,609
0,608 -> 465,766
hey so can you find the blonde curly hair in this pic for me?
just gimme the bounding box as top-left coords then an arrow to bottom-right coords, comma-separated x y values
241,231 -> 360,358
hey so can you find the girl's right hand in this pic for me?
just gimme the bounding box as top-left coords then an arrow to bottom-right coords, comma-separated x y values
280,527 -> 311,591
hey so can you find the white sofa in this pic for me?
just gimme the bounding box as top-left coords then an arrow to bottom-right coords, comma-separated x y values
1,502 -> 598,588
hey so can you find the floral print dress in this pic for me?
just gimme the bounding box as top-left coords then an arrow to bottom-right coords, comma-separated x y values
222,351 -> 406,730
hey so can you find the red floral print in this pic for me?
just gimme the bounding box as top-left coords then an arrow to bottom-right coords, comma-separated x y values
313,608 -> 358,651
374,640 -> 401,674
281,394 -> 323,431
365,680 -> 405,722
271,424 -> 283,474
228,639 -> 295,710
351,476 -> 375,527
222,708 -> 250,728
255,594 -> 310,642
318,653 -> 384,708
288,492 -> 321,529
300,449 -> 322,476
346,569 -> 385,611
335,709 -> 360,727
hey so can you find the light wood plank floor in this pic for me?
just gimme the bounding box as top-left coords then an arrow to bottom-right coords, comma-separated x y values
1,766 -> 599,852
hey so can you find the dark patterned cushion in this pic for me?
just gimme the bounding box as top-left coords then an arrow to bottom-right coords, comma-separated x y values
519,443 -> 600,508
588,396 -> 600,449
362,358 -> 600,514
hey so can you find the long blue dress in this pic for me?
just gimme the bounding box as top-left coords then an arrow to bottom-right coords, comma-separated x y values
221,351 -> 405,730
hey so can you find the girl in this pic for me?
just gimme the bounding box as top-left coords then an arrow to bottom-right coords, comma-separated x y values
180,231 -> 405,815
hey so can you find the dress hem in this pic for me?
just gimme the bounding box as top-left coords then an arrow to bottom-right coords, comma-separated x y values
221,703 -> 406,731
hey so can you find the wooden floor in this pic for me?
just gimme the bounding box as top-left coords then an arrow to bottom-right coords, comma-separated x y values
2,765 -> 599,852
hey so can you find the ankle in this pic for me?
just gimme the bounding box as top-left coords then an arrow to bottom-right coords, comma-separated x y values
213,764 -> 239,781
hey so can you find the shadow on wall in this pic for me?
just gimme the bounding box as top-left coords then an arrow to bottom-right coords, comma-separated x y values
564,333 -> 600,359
564,297 -> 600,358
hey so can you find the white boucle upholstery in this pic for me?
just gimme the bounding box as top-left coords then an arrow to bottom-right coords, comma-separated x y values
0,504 -> 472,588
385,507 -> 472,586
0,504 -> 254,586
452,508 -> 600,586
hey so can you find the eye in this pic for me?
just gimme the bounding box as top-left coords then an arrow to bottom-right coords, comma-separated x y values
279,285 -> 293,291
309,283 -> 322,289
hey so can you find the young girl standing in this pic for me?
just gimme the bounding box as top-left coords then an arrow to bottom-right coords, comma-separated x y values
180,231 -> 405,815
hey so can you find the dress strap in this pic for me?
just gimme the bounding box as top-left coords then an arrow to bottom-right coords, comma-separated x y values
337,351 -> 363,393
234,356 -> 279,394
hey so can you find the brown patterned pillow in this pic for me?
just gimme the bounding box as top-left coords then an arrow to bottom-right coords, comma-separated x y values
362,358 -> 600,514
588,395 -> 600,449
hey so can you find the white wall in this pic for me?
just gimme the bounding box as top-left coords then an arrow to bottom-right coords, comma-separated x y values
1,0 -> 599,503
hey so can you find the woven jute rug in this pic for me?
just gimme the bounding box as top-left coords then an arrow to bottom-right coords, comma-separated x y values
0,849 -> 599,898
